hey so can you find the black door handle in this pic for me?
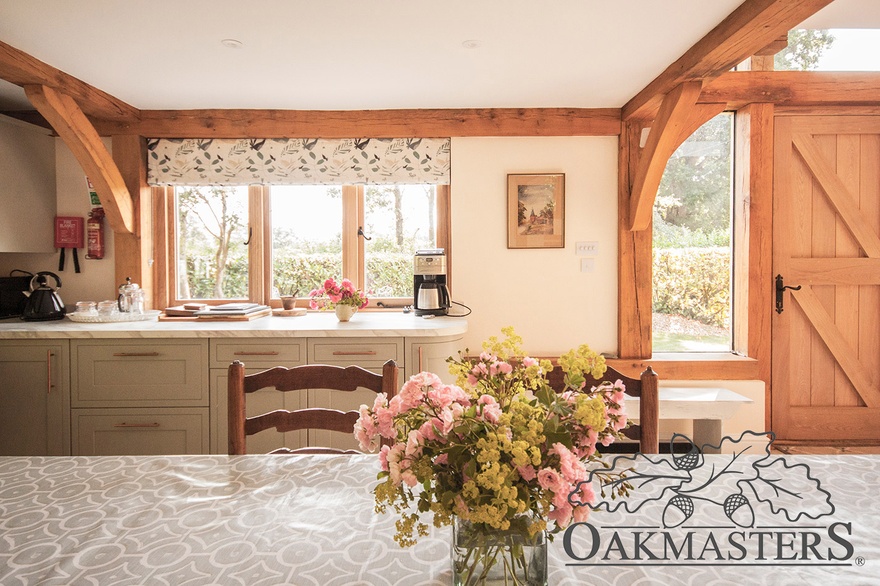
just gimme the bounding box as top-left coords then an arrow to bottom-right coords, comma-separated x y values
775,274 -> 801,314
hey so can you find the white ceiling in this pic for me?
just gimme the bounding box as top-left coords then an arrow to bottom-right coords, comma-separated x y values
0,0 -> 878,113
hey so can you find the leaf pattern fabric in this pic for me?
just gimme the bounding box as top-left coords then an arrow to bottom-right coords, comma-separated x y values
146,137 -> 450,185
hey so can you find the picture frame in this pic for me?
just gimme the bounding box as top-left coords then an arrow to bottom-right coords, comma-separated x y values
507,173 -> 565,249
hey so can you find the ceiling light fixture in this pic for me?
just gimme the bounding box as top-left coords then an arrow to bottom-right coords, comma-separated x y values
461,39 -> 483,50
220,38 -> 243,49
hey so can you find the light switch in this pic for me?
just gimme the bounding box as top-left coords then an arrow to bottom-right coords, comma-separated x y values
580,258 -> 595,273
576,241 -> 599,256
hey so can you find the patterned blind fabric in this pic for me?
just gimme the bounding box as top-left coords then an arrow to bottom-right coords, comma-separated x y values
146,138 -> 450,186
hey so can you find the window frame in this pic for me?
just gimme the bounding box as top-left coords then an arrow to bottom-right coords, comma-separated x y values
152,184 -> 451,309
614,103 -> 772,382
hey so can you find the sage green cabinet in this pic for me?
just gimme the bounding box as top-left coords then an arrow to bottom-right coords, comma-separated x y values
70,339 -> 209,455
0,340 -> 70,456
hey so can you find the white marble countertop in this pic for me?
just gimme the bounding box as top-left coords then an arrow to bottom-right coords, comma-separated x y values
0,311 -> 468,339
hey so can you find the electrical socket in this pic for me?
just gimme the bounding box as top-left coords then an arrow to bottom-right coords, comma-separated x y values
575,241 -> 599,256
580,258 -> 595,273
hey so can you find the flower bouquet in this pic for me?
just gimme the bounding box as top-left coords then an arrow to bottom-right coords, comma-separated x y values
354,327 -> 630,585
308,278 -> 369,321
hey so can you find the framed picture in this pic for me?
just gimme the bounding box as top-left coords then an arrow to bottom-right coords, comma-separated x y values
507,173 -> 565,248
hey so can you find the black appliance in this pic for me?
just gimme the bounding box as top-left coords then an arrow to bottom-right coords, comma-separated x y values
0,270 -> 33,319
22,271 -> 66,321
413,249 -> 450,316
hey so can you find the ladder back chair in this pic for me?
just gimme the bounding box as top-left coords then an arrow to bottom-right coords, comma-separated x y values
547,364 -> 659,454
228,359 -> 399,455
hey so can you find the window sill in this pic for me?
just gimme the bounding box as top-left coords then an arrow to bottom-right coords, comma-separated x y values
607,353 -> 760,381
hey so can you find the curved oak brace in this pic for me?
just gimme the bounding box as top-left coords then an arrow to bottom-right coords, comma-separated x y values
628,81 -> 703,232
25,84 -> 135,235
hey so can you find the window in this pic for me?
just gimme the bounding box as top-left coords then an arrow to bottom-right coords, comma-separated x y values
652,113 -> 733,352
166,184 -> 447,306
775,29 -> 880,71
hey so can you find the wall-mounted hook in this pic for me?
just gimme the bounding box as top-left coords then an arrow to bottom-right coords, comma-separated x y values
357,226 -> 372,241
243,226 -> 253,245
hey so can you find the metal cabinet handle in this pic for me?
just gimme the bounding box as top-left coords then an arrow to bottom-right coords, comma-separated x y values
234,351 -> 280,356
112,352 -> 161,357
113,422 -> 161,428
418,346 -> 423,372
332,350 -> 377,356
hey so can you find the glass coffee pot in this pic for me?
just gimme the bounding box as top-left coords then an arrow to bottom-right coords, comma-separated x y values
117,277 -> 145,314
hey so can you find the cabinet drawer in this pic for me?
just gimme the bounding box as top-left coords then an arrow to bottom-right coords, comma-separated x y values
309,338 -> 402,368
72,408 -> 209,455
72,340 -> 208,407
211,339 -> 305,369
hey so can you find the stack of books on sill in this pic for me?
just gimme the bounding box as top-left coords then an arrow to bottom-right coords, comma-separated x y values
160,302 -> 272,321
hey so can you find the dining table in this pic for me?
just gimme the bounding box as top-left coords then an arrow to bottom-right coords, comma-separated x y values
1,452 -> 878,585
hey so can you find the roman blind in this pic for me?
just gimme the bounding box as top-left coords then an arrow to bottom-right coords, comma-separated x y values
146,137 -> 450,185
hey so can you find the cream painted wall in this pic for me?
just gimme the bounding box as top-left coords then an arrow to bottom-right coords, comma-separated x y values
1,132 -> 768,444
0,137 -> 116,307
450,136 -> 619,356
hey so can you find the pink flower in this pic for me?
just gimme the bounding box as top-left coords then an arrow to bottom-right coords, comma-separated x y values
309,299 -> 319,310
548,502 -> 573,529
378,444 -> 391,472
405,429 -> 424,458
498,362 -> 513,375
550,443 -> 586,484
477,394 -> 502,424
522,356 -> 538,368
375,405 -> 395,438
354,405 -> 378,451
433,453 -> 449,466
537,467 -> 564,493
517,465 -> 537,481
418,420 -> 438,441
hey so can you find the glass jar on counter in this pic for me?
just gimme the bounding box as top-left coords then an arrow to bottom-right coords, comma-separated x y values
75,301 -> 97,315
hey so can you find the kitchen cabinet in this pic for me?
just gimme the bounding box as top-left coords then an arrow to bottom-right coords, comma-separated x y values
0,115 -> 56,253
0,340 -> 70,455
209,338 -> 307,454
70,339 -> 209,455
307,337 -> 404,451
0,313 -> 468,456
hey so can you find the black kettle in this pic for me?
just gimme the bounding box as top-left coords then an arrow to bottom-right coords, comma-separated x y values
22,271 -> 66,321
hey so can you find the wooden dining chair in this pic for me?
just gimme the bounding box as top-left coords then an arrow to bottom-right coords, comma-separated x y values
547,364 -> 659,454
227,359 -> 399,455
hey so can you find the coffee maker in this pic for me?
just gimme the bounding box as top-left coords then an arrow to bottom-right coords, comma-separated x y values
413,249 -> 450,316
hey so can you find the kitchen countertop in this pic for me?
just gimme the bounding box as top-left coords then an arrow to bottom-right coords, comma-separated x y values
0,311 -> 468,339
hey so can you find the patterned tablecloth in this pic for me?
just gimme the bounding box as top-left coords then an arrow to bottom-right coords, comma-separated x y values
0,453 -> 878,585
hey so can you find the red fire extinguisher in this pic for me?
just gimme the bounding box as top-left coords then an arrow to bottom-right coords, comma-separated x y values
86,207 -> 105,260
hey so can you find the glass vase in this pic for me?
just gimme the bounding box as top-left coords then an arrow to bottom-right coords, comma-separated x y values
452,516 -> 547,586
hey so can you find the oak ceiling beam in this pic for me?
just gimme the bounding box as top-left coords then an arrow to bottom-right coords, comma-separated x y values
0,40 -> 140,122
700,71 -> 880,107
90,107 -> 622,138
629,81 -> 707,231
25,84 -> 135,234
623,0 -> 834,121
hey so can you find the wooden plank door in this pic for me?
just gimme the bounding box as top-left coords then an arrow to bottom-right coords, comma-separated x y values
772,115 -> 880,441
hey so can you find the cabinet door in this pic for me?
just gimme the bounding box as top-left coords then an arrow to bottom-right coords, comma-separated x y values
72,408 -> 208,455
405,336 -> 464,382
210,369 -> 306,454
307,338 -> 403,451
72,340 -> 208,407
0,341 -> 69,456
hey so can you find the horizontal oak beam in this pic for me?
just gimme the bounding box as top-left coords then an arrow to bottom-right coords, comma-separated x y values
25,84 -> 135,234
624,0 -> 834,121
91,108 -> 622,138
701,71 -> 880,107
0,40 -> 139,122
